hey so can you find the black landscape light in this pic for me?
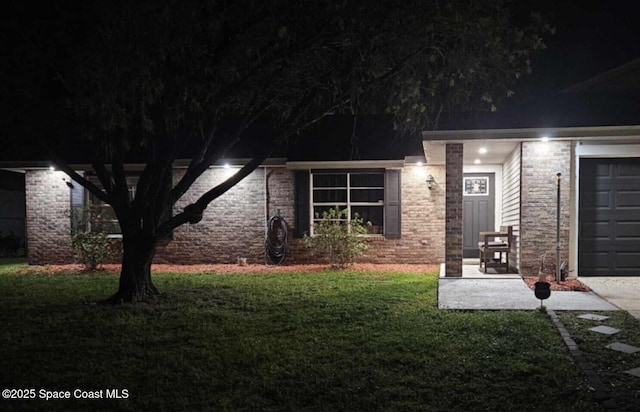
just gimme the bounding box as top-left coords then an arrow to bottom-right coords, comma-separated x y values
534,281 -> 551,307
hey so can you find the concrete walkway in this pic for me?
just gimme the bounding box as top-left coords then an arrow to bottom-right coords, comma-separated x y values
438,278 -> 618,310
438,264 -> 618,311
579,277 -> 640,320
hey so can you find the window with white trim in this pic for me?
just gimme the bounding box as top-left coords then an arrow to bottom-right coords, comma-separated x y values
310,171 -> 384,235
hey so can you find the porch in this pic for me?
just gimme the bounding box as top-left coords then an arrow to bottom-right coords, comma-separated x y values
439,259 -> 520,279
423,126 -> 640,278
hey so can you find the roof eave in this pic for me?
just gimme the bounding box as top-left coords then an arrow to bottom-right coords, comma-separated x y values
422,125 -> 640,143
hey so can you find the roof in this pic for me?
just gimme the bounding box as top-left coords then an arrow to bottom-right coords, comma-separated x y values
422,125 -> 640,165
435,56 -> 640,131
562,57 -> 640,93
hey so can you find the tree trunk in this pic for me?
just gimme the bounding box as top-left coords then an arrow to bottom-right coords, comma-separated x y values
103,232 -> 159,304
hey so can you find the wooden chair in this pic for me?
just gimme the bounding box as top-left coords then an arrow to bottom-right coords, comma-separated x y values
478,226 -> 513,273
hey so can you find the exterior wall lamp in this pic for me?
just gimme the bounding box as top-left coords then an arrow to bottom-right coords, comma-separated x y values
426,174 -> 436,189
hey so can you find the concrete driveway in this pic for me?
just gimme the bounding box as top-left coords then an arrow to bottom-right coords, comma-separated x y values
579,277 -> 640,320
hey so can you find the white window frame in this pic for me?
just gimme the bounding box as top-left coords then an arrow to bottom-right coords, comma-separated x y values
309,171 -> 384,236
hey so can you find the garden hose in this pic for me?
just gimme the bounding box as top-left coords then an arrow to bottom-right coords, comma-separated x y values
265,215 -> 287,265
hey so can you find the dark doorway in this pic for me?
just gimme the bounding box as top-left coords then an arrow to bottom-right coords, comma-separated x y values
463,173 -> 495,258
579,157 -> 640,276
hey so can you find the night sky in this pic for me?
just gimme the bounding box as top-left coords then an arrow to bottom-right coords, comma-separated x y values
521,0 -> 640,92
280,0 -> 640,160
2,1 -> 640,163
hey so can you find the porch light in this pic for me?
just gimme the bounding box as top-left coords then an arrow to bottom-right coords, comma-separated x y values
223,163 -> 231,169
426,174 -> 436,189
49,165 -> 55,171
416,161 -> 423,167
541,136 -> 549,142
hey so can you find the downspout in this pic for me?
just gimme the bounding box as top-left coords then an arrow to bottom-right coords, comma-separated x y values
265,169 -> 275,235
556,172 -> 562,283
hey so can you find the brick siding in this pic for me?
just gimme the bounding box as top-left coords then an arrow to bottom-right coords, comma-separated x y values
519,141 -> 571,275
444,144 -> 464,276
25,170 -> 75,264
26,163 -> 449,266
157,167 -> 268,264
286,165 -> 445,264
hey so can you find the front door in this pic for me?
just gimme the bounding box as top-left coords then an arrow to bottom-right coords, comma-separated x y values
463,173 -> 495,258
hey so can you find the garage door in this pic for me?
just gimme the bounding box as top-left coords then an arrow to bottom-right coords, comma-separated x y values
579,158 -> 640,276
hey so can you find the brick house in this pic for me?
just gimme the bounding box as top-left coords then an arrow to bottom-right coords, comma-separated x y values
5,56 -> 640,277
3,123 -> 639,278
13,156 -> 443,267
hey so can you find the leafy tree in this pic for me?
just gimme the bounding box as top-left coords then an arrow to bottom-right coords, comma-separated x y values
1,0 -> 550,302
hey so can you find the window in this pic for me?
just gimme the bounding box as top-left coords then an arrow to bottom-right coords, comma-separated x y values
294,169 -> 400,239
71,176 -> 138,237
310,171 -> 385,235
85,175 -> 138,236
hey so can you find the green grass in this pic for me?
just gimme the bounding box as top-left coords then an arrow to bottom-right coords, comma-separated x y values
0,257 -> 27,274
0,267 -> 602,411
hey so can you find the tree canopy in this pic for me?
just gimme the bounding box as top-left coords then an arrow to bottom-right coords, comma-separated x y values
1,0 -> 550,301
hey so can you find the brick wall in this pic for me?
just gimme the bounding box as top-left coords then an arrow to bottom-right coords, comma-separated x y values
520,141 -> 571,275
445,144 -> 464,276
265,167 -> 295,230
25,170 -> 75,264
26,163 -> 448,266
358,165 -> 445,263
286,165 -> 446,264
157,167 -> 268,264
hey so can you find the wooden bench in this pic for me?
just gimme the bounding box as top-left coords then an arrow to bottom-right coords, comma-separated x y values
478,226 -> 513,273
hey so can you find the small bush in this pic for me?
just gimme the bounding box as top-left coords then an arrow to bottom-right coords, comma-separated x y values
70,206 -> 120,270
303,208 -> 369,268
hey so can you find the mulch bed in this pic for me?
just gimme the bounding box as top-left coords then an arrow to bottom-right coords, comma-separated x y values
522,276 -> 591,292
15,263 -> 441,275
15,263 -> 591,292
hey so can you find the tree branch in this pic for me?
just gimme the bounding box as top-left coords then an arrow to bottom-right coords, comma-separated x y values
158,149 -> 272,237
46,151 -> 111,205
89,144 -> 114,196
111,134 -> 129,207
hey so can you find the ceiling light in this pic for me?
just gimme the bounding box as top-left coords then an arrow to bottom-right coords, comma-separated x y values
479,147 -> 487,154
416,161 -> 423,166
541,136 -> 549,142
223,163 -> 230,169
474,159 -> 481,164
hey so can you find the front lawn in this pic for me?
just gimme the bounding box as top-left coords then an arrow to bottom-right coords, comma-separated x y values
0,267 -> 600,411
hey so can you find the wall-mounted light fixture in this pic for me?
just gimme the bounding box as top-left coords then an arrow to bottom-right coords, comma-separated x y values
426,174 -> 436,189
61,176 -> 75,189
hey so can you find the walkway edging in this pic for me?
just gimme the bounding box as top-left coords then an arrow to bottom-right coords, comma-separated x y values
547,309 -> 619,411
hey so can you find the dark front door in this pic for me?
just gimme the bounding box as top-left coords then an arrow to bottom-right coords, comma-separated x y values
463,173 -> 495,258
579,158 -> 640,276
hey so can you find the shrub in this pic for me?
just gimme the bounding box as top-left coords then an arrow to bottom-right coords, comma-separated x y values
303,207 -> 369,268
70,206 -> 120,270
